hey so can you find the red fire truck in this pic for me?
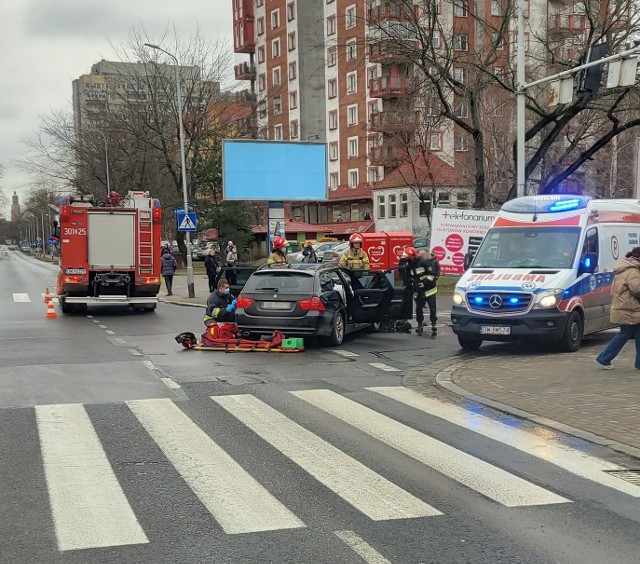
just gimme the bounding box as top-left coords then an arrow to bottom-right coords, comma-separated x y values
55,191 -> 163,314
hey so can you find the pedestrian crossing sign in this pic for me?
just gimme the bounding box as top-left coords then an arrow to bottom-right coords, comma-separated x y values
177,211 -> 197,232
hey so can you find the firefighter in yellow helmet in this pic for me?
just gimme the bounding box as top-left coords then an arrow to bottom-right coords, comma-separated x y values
267,236 -> 289,266
339,233 -> 370,270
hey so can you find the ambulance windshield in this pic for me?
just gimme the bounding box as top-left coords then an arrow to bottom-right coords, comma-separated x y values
472,227 -> 581,269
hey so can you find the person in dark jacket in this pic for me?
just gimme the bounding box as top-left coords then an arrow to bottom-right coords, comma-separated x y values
160,247 -> 178,295
204,248 -> 220,292
301,240 -> 318,263
204,280 -> 237,325
400,247 -> 440,335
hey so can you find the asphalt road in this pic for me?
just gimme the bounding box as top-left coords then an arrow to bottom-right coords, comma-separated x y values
2,251 -> 640,564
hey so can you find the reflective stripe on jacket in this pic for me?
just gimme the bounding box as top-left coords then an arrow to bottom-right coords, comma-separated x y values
267,251 -> 288,265
339,248 -> 370,270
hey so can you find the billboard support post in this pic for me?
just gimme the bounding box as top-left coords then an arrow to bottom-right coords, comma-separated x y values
267,202 -> 286,253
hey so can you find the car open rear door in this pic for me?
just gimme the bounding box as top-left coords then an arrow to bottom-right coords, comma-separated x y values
340,269 -> 393,324
381,267 -> 413,322
214,265 -> 259,296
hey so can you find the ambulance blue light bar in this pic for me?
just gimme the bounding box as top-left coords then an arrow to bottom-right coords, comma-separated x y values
501,195 -> 590,214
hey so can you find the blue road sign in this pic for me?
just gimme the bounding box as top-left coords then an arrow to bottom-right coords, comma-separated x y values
176,211 -> 197,232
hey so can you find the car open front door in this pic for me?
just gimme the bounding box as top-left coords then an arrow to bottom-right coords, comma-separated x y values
382,266 -> 413,322
340,269 -> 393,324
214,265 -> 259,297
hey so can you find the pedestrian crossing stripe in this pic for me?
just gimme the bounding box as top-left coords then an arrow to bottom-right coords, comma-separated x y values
23,387 -> 640,553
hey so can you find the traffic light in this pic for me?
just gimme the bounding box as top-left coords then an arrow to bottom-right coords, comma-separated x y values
577,43 -> 609,99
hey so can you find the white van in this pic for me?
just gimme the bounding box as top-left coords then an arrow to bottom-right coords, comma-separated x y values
451,195 -> 640,352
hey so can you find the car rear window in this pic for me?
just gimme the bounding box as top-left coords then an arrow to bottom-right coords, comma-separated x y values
245,272 -> 315,293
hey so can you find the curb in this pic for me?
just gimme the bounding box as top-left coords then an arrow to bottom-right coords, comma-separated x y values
159,297 -> 205,308
405,356 -> 640,461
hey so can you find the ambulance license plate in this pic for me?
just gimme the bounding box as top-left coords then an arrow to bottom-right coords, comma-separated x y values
481,326 -> 511,335
262,301 -> 291,310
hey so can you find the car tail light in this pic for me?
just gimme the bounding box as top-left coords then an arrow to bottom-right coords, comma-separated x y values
236,295 -> 254,309
298,297 -> 325,311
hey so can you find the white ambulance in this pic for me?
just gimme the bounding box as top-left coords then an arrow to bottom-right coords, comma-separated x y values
451,194 -> 640,352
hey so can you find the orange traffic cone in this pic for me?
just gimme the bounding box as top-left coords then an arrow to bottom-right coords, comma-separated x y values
43,288 -> 52,303
45,300 -> 57,319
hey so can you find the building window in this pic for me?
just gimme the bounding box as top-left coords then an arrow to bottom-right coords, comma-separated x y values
348,169 -> 359,188
289,90 -> 298,109
457,192 -> 470,208
367,66 -> 377,83
347,72 -> 357,94
273,96 -> 282,115
329,110 -> 338,129
368,168 -> 379,183
327,47 -> 337,66
288,32 -> 296,51
287,1 -> 295,21
491,32 -> 505,50
256,0 -> 263,6
490,0 -> 502,16
347,104 -> 358,125
288,62 -> 297,80
272,39 -> 280,58
274,124 -> 283,140
494,66 -> 504,79
257,17 -> 265,35
271,9 -> 280,29
345,5 -> 357,28
368,101 -> 378,118
257,46 -> 265,63
400,193 -> 408,217
453,67 -> 465,83
329,142 -> 338,161
455,134 -> 469,152
348,136 -> 358,157
419,200 -> 430,216
377,195 -> 386,219
429,31 -> 441,49
258,100 -> 267,119
429,132 -> 442,151
327,16 -> 336,35
439,192 -> 451,206
328,78 -> 337,98
388,194 -> 397,218
329,172 -> 339,189
290,120 -> 299,138
346,39 -> 357,61
453,34 -> 468,51
272,66 -> 281,86
455,100 -> 468,118
258,73 -> 266,91
454,0 -> 468,17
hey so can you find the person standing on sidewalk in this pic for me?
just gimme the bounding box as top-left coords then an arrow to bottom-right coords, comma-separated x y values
205,248 -> 220,293
596,247 -> 640,369
160,247 -> 178,295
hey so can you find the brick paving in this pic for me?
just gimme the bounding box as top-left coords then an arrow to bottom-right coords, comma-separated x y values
447,335 -> 640,450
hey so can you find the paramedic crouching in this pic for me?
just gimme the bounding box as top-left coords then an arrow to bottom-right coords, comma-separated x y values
204,280 -> 237,325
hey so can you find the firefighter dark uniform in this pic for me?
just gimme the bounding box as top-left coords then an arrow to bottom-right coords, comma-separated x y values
339,233 -> 370,270
204,288 -> 236,325
267,236 -> 289,266
403,247 -> 439,335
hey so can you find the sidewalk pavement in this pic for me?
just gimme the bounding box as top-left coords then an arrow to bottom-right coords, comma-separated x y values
159,273 -> 210,307
406,332 -> 640,459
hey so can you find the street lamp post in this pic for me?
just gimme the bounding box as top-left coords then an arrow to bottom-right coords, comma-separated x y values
516,0 -> 526,198
144,43 -> 195,298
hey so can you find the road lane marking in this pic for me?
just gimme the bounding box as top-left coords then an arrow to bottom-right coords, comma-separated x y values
86,315 -> 94,318
292,390 -> 571,508
160,377 -> 181,389
128,349 -> 142,356
126,398 -> 304,534
98,324 -> 108,329
370,386 -> 640,497
35,404 -> 148,551
213,394 -> 439,521
92,320 -> 101,323
332,350 -> 360,358
105,330 -> 115,335
334,530 -> 391,564
12,293 -> 31,302
142,360 -> 156,370
115,338 -> 127,345
368,363 -> 401,373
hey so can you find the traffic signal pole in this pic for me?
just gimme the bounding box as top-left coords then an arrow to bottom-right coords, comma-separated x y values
515,0 -> 640,199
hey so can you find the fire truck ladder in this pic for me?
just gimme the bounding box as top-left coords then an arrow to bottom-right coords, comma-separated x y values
138,210 -> 153,275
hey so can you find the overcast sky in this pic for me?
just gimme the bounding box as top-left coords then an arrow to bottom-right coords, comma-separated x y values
0,0 -> 234,219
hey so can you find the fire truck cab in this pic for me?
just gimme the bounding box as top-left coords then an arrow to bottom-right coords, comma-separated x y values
56,190 -> 163,314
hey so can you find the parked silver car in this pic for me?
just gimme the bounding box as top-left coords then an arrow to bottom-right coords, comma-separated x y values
322,242 -> 350,265
291,241 -> 341,263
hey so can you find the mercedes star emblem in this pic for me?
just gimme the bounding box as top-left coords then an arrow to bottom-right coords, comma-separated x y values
489,294 -> 503,309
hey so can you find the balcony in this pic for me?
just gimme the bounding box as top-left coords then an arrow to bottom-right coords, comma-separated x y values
233,0 -> 255,54
369,145 -> 409,167
369,110 -> 418,132
548,13 -> 585,37
234,62 -> 256,81
367,1 -> 415,25
369,76 -> 413,98
368,38 -> 416,63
